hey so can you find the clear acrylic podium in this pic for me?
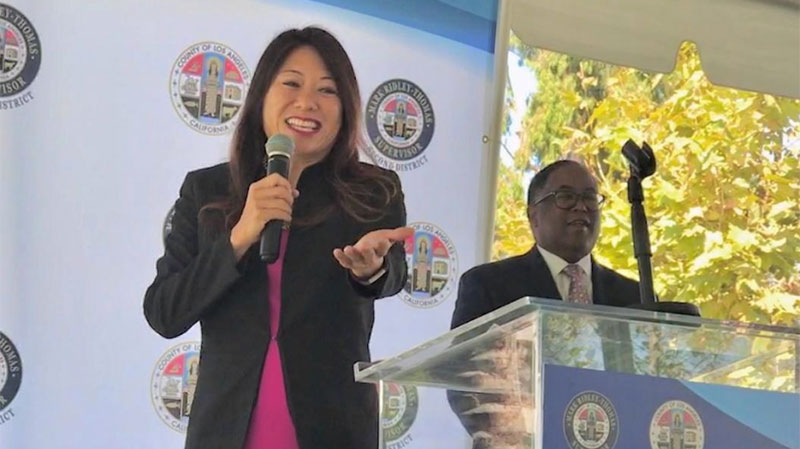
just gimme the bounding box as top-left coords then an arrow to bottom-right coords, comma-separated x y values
355,297 -> 800,449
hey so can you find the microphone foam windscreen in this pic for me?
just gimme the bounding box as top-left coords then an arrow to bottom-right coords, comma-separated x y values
265,134 -> 295,158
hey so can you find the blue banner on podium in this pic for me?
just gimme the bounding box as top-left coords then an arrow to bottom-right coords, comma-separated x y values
543,364 -> 799,449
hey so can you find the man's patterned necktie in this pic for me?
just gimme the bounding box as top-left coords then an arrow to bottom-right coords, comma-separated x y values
563,264 -> 591,304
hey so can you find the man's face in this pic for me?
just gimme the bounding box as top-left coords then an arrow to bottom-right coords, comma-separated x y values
528,163 -> 601,263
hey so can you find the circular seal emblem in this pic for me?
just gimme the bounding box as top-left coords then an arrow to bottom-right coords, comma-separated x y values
151,341 -> 201,433
382,383 -> 418,446
0,3 -> 41,108
649,400 -> 704,449
400,222 -> 458,308
564,391 -> 619,449
0,331 -> 22,424
365,79 -> 435,171
170,42 -> 250,135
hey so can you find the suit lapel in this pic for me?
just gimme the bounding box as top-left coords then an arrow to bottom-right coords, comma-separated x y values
278,169 -> 342,334
591,260 -> 621,306
238,248 -> 270,327
591,260 -> 606,305
527,247 -> 562,301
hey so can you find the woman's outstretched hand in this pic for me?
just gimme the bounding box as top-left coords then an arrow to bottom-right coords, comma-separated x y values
333,227 -> 414,281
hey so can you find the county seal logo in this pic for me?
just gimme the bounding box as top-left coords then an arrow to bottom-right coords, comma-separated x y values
0,331 -> 22,425
151,341 -> 201,433
382,383 -> 418,448
170,42 -> 249,135
365,79 -> 435,172
0,3 -> 41,110
400,222 -> 458,308
649,400 -> 704,449
564,391 -> 619,449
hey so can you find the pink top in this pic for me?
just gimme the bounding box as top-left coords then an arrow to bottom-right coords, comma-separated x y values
243,232 -> 300,449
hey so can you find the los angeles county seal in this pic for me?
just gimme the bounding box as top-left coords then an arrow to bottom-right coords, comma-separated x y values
649,400 -> 704,449
0,331 -> 22,425
564,391 -> 619,449
365,79 -> 434,172
382,383 -> 419,449
170,42 -> 249,135
151,341 -> 201,433
400,222 -> 458,308
0,3 -> 41,110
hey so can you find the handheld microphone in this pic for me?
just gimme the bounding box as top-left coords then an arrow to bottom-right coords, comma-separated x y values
260,134 -> 294,263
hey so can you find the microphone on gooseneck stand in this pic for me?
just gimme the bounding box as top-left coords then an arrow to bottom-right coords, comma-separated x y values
260,134 -> 294,263
621,139 -> 699,317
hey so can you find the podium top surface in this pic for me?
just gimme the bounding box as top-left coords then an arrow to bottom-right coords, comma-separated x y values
355,297 -> 800,393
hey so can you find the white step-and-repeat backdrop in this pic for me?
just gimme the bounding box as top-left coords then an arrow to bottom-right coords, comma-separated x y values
0,0 -> 500,447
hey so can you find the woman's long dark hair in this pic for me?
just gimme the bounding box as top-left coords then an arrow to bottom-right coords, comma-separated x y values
207,27 -> 399,228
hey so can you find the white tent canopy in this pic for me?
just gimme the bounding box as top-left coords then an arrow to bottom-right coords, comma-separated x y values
508,0 -> 800,99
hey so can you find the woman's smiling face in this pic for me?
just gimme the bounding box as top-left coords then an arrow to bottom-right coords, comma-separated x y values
262,45 -> 342,163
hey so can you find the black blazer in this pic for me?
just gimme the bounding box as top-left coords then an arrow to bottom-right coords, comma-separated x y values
448,246 -> 642,447
143,162 -> 406,449
451,246 -> 641,328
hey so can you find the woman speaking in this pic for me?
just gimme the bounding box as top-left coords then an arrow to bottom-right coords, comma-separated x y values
144,27 -> 411,449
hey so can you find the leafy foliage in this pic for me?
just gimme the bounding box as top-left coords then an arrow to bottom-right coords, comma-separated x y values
495,39 -> 800,327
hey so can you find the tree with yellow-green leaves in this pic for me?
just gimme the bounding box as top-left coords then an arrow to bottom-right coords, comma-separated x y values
494,39 -> 800,327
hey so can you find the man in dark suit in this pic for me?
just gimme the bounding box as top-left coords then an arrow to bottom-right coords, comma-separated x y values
452,159 -> 641,329
449,160 -> 641,448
